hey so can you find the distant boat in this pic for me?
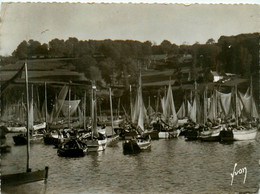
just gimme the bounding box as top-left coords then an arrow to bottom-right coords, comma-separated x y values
106,88 -> 119,147
220,82 -> 259,142
85,84 -> 107,152
123,71 -> 151,154
123,135 -> 151,154
199,125 -> 222,142
158,81 -> 180,139
57,138 -> 87,157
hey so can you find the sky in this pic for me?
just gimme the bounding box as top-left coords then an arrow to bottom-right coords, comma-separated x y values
0,2 -> 259,56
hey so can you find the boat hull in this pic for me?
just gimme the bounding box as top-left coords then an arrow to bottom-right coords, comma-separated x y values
233,128 -> 257,141
144,131 -> 159,140
159,130 -> 180,139
107,135 -> 119,147
1,167 -> 49,186
199,128 -> 221,142
123,138 -> 151,154
7,122 -> 46,133
87,139 -> 107,152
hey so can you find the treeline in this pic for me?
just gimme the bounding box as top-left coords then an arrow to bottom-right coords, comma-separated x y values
2,33 -> 259,86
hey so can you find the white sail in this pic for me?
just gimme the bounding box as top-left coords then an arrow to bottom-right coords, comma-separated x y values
59,100 -> 81,117
131,74 -> 147,131
49,86 -> 69,123
217,91 -> 232,117
177,102 -> 186,119
187,100 -> 192,117
190,98 -> 197,123
164,83 -> 178,126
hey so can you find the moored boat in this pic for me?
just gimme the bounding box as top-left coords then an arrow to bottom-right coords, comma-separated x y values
123,135 -> 151,155
57,138 -> 87,157
199,125 -> 222,142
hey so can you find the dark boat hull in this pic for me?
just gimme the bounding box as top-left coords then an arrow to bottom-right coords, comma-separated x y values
57,148 -> 84,157
144,131 -> 159,140
123,139 -> 151,154
185,130 -> 199,141
2,167 -> 49,186
13,135 -> 27,145
219,130 -> 234,142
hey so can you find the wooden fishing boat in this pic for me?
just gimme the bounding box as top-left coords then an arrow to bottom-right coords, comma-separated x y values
85,84 -> 108,152
232,127 -> 257,141
123,72 -> 151,154
86,135 -> 107,152
57,138 -> 87,157
13,132 -> 44,145
199,125 -> 222,142
123,135 -> 151,154
43,129 -> 64,146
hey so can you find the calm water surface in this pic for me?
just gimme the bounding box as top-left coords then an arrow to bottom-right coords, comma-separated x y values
1,133 -> 260,194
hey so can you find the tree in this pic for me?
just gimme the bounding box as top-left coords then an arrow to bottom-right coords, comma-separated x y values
13,40 -> 28,59
48,39 -> 66,57
160,40 -> 172,54
206,38 -> 215,45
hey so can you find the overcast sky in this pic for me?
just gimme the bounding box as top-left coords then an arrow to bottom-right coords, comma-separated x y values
0,3 -> 259,56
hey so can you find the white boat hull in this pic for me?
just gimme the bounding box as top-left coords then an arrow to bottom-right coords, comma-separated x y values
137,139 -> 151,150
233,128 -> 257,141
87,138 -> 107,152
178,118 -> 188,126
7,122 -> 46,133
159,130 -> 180,139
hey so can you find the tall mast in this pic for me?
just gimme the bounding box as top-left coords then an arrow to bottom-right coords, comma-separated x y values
130,85 -> 132,118
93,83 -> 97,138
117,98 -> 120,119
109,88 -> 114,136
25,62 -> 31,172
68,84 -> 71,129
44,82 -> 48,125
235,84 -> 238,126
250,76 -> 253,118
83,90 -> 86,131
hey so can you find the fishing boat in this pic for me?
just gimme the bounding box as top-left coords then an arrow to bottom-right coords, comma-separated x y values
159,81 -> 180,139
43,129 -> 64,146
123,135 -> 151,154
123,71 -> 151,154
106,88 -> 120,147
57,138 -> 87,157
220,81 -> 259,141
199,125 -> 222,142
85,84 -> 107,152
1,62 -> 48,190
13,85 -> 44,145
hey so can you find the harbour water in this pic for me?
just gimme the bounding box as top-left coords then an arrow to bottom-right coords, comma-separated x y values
1,133 -> 260,194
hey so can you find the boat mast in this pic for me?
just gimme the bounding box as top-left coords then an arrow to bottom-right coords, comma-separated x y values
117,98 -> 120,119
93,83 -> 97,138
130,85 -> 132,119
109,88 -> 114,136
68,83 -> 71,129
204,85 -> 208,125
235,84 -> 238,126
83,90 -> 86,131
25,62 -> 31,172
44,82 -> 48,125
250,76 -> 253,118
